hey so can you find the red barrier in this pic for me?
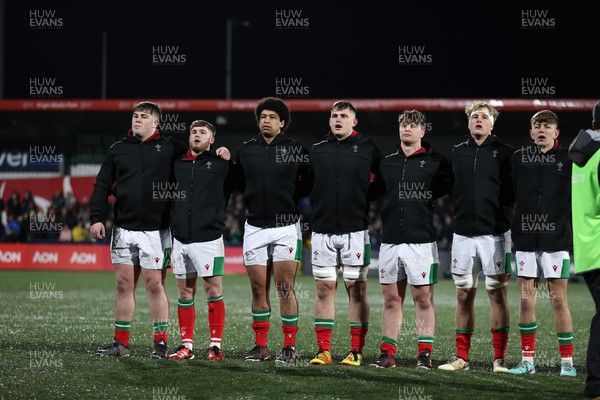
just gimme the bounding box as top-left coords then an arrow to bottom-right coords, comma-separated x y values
0,99 -> 597,112
0,243 -> 246,273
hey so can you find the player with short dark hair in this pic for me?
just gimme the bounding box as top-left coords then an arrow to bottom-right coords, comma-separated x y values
371,110 -> 452,369
308,100 -> 384,366
507,110 -> 576,377
92,101 -> 187,358
167,120 -> 234,362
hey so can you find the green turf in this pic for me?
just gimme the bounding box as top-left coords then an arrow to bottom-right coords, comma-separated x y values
0,270 -> 591,399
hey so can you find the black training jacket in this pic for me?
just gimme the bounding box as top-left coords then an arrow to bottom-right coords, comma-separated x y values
511,143 -> 572,251
90,130 -> 187,231
310,131 -> 384,234
451,135 -> 515,236
234,132 -> 313,228
171,149 -> 235,244
380,142 -> 453,244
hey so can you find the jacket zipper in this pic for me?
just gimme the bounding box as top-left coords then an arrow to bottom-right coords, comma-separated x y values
472,147 -> 479,224
189,159 -> 195,241
264,145 -> 269,228
141,142 -> 146,227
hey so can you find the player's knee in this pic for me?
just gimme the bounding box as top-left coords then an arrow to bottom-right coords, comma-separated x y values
343,266 -> 368,281
550,294 -> 568,311
485,274 -> 509,290
313,266 -> 337,281
453,273 -> 479,289
178,286 -> 194,299
204,287 -> 221,299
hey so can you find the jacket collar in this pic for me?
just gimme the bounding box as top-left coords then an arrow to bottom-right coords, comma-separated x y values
326,130 -> 359,142
127,129 -> 161,143
181,148 -> 216,161
255,131 -> 290,146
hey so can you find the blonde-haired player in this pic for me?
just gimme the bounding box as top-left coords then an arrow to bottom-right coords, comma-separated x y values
439,101 -> 515,372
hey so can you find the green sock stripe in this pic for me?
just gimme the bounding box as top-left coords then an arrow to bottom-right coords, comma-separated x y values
350,322 -> 369,328
382,336 -> 397,346
281,314 -> 299,326
429,263 -> 439,284
315,319 -> 334,328
518,322 -> 538,334
153,321 -> 168,333
206,296 -> 224,303
418,336 -> 435,344
251,309 -> 271,322
178,298 -> 195,308
213,257 -> 225,276
492,326 -> 510,333
557,332 -> 574,344
561,258 -> 571,279
455,329 -> 474,334
115,321 -> 131,331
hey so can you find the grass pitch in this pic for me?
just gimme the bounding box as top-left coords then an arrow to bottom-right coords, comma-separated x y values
0,270 -> 591,399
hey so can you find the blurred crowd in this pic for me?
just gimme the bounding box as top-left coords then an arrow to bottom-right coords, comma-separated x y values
0,188 -> 456,250
0,189 -> 96,243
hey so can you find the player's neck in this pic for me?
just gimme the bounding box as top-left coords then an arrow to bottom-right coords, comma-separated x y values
263,132 -> 279,145
538,143 -> 553,153
471,133 -> 490,146
401,142 -> 421,156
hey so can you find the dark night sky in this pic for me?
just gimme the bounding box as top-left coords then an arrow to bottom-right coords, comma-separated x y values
2,1 -> 599,161
5,1 -> 599,100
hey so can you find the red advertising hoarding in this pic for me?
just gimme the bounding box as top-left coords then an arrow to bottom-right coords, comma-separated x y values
0,244 -> 246,274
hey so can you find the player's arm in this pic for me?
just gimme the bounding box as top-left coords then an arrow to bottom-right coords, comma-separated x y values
224,160 -> 239,201
431,154 -> 454,199
368,143 -> 385,200
90,149 -> 116,239
510,150 -> 520,200
294,144 -> 314,200
501,145 -> 516,208
215,146 -> 231,161
229,147 -> 246,194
